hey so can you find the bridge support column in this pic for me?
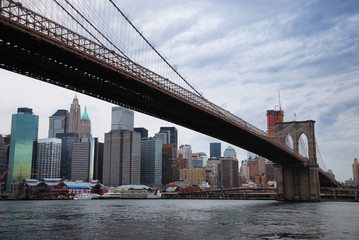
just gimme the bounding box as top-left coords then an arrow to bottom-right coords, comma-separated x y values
275,165 -> 285,201
276,164 -> 320,201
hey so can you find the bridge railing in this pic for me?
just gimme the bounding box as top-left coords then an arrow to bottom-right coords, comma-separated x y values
0,0 -> 309,162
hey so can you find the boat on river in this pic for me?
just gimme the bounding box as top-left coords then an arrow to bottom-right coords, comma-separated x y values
74,193 -> 100,200
100,192 -> 122,199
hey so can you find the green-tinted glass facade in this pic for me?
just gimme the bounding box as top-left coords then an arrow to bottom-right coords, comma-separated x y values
141,138 -> 162,187
7,109 -> 38,192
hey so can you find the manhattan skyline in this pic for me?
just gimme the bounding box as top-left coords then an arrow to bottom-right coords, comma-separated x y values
1,0 -> 358,182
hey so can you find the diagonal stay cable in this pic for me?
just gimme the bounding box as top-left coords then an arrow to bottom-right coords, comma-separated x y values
52,0 -> 110,54
61,0 -> 130,60
108,0 -> 204,98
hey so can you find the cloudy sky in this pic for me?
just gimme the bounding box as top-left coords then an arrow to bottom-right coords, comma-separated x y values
1,0 -> 358,181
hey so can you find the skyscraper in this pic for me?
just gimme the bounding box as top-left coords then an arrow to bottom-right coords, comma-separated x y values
210,143 -> 221,159
71,137 -> 99,182
80,106 -> 92,138
177,154 -> 189,169
155,132 -> 168,145
56,132 -> 79,180
223,146 -> 237,159
103,130 -> 141,186
48,109 -> 69,138
218,158 -> 239,188
134,127 -> 148,139
162,143 -> 178,185
71,141 -> 90,181
7,108 -> 38,192
353,158 -> 359,186
68,95 -> 81,135
199,152 -> 209,167
266,109 -> 284,136
206,158 -> 220,188
247,158 -> 259,182
178,144 -> 192,162
160,127 -> 178,146
0,135 -> 8,189
103,106 -> 140,186
35,138 -> 61,180
141,138 -> 162,187
111,106 -> 134,131
95,142 -> 104,183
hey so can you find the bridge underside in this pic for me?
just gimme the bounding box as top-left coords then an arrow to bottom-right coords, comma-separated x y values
0,20 -> 337,196
0,20 -> 298,163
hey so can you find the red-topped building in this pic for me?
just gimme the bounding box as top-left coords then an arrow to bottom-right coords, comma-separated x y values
266,109 -> 284,136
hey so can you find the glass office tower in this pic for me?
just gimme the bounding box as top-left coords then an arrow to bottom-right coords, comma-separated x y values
35,138 -> 61,180
159,127 -> 178,146
56,132 -> 79,180
48,109 -> 69,138
7,108 -> 38,192
210,143 -> 221,159
141,138 -> 162,187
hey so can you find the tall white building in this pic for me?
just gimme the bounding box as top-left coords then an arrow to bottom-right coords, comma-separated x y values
155,132 -> 168,145
199,152 -> 209,167
103,106 -> 140,187
111,106 -> 134,131
35,138 -> 61,180
178,144 -> 192,161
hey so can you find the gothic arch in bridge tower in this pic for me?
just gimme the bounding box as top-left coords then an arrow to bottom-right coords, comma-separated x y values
273,120 -> 320,201
298,133 -> 309,159
274,120 -> 317,166
284,134 -> 293,149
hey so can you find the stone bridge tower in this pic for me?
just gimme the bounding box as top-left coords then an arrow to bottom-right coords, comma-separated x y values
274,120 -> 320,201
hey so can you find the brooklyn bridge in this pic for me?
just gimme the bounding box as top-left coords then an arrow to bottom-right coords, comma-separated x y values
0,0 -> 340,201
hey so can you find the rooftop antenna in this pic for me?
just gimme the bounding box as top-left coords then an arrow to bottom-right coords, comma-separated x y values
278,90 -> 282,111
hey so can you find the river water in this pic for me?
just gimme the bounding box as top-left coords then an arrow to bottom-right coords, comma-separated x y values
0,199 -> 358,239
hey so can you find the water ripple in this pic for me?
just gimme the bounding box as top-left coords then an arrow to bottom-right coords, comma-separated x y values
0,200 -> 358,239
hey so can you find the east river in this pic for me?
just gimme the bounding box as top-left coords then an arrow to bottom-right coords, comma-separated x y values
0,199 -> 358,239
